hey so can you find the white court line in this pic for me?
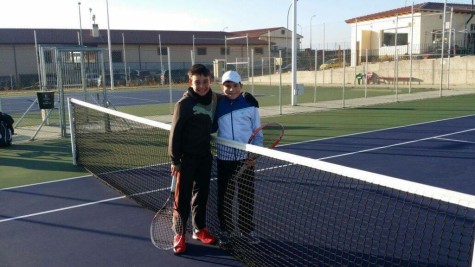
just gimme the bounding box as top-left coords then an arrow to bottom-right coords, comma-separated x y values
318,128 -> 475,161
109,94 -> 161,104
0,175 -> 91,191
435,137 -> 475,144
0,186 -> 167,223
280,113 -> 475,147
0,195 -> 126,223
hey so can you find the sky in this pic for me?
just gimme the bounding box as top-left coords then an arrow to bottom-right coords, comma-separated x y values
1,0 -> 471,48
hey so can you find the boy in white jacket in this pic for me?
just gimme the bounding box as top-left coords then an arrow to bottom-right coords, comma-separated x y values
213,70 -> 262,246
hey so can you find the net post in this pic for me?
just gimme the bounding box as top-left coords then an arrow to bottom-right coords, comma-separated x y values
67,97 -> 77,166
167,47 -> 173,115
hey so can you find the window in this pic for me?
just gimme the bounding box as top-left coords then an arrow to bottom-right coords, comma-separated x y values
432,30 -> 441,43
431,30 -> 447,49
85,51 -> 97,63
382,32 -> 408,46
157,47 -> 168,56
72,52 -> 81,63
220,47 -> 230,55
112,51 -> 122,63
281,29 -> 285,35
254,48 -> 264,55
197,47 -> 207,55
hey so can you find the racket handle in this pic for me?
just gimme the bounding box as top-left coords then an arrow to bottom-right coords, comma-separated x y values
170,175 -> 178,193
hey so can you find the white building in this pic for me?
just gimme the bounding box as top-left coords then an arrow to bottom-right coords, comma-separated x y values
346,2 -> 475,66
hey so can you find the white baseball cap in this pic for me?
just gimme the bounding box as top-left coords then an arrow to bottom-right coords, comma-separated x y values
221,71 -> 241,84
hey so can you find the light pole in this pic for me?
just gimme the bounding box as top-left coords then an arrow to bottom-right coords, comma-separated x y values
439,0 -> 447,96
286,2 -> 293,65
78,2 -> 83,45
291,0 -> 298,106
222,26 -> 228,31
106,0 -> 114,90
89,8 -> 93,33
310,15 -> 317,97
310,15 -> 316,51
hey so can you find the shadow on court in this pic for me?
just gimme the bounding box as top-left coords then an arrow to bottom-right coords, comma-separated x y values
0,176 -> 243,267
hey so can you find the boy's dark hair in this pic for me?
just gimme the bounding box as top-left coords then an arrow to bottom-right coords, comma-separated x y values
188,64 -> 210,79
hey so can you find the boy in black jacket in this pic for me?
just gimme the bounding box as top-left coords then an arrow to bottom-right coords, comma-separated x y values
168,64 -> 217,254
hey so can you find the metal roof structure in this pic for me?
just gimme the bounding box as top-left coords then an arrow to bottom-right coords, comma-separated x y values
345,2 -> 474,24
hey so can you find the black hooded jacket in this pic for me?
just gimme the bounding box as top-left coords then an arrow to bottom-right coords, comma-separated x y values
168,87 -> 216,166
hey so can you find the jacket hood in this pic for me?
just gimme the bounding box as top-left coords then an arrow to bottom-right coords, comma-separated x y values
185,87 -> 213,105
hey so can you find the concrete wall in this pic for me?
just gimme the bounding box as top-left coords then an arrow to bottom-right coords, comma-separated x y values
252,55 -> 475,86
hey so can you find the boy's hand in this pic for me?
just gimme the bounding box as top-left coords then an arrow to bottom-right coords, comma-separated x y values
171,164 -> 181,177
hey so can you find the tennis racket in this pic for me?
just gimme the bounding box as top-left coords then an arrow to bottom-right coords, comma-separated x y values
234,122 -> 284,178
150,174 -> 184,250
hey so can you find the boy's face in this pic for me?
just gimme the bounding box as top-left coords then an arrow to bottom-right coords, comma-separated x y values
222,81 -> 242,100
189,74 -> 211,96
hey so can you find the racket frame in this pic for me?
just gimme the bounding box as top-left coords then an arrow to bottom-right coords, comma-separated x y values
150,174 -> 183,250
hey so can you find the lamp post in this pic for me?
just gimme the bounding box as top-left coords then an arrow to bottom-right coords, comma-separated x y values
310,15 -> 317,97
89,8 -> 93,33
439,0 -> 447,96
106,0 -> 114,90
222,26 -> 228,31
291,0 -> 298,106
286,2 -> 293,65
78,2 -> 83,45
310,15 -> 316,51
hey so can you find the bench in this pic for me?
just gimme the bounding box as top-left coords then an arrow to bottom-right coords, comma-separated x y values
378,76 -> 421,85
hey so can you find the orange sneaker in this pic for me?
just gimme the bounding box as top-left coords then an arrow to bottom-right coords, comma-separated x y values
192,228 -> 216,244
173,234 -> 186,254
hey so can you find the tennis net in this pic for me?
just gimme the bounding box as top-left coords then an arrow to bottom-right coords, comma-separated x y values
68,97 -> 475,267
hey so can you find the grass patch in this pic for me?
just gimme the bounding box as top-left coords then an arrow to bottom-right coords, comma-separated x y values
0,138 -> 88,188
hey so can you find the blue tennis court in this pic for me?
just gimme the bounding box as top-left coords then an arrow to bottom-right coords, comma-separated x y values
278,114 -> 475,195
1,114 -> 474,266
1,89 -> 179,114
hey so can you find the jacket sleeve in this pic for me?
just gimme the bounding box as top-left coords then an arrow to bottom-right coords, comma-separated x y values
243,92 -> 259,108
168,101 -> 185,166
211,94 -> 222,134
251,107 -> 263,147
